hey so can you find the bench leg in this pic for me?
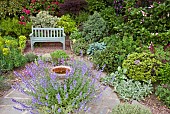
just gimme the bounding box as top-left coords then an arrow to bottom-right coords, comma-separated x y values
63,42 -> 65,50
31,42 -> 34,51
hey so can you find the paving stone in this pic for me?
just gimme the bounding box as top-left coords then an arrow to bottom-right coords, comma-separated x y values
4,89 -> 31,99
132,100 -> 151,110
0,106 -> 28,114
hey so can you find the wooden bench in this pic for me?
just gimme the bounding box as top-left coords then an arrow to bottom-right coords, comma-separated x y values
29,27 -> 66,50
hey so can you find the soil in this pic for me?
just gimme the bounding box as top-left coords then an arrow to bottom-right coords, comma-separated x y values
1,41 -> 170,114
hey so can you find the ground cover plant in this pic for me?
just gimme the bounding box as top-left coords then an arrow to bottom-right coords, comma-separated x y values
112,103 -> 152,114
102,66 -> 153,101
12,59 -> 103,113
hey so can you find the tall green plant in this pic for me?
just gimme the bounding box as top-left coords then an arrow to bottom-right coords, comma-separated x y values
56,14 -> 77,35
82,11 -> 108,42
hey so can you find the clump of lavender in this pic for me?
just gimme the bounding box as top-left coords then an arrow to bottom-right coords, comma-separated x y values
12,59 -> 103,114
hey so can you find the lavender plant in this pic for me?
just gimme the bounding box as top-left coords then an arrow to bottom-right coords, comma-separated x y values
12,59 -> 103,114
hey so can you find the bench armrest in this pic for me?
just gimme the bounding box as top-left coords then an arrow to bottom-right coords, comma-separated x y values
29,33 -> 33,37
63,33 -> 66,37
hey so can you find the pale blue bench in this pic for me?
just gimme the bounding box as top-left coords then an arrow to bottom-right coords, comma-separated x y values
29,27 -> 66,50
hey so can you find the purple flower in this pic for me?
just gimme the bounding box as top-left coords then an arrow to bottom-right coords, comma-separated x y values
56,93 -> 61,104
58,108 -> 61,112
65,93 -> 68,99
64,84 -> 67,91
12,99 -> 33,110
134,60 -> 140,65
50,73 -> 57,81
46,95 -> 48,100
73,80 -> 77,87
13,106 -> 24,112
70,85 -> 73,90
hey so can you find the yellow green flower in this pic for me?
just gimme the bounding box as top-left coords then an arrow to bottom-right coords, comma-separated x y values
3,48 -> 10,56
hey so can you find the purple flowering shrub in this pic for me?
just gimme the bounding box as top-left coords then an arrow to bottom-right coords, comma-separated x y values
12,59 -> 102,113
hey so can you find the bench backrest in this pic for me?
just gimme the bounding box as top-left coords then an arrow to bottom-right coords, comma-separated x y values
32,27 -> 65,37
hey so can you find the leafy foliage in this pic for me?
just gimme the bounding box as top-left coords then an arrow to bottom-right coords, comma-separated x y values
0,0 -> 29,18
69,30 -> 82,41
86,0 -> 106,13
0,18 -> 32,38
112,103 -> 152,114
87,42 -> 106,55
24,53 -> 38,63
74,11 -> 90,26
56,14 -> 77,34
100,7 -> 124,34
59,0 -> 87,15
122,52 -> 162,82
28,0 -> 62,16
82,11 -> 108,42
0,36 -> 27,72
72,38 -> 89,56
114,0 -> 170,45
30,11 -> 58,28
102,66 -> 153,101
158,63 -> 170,84
93,34 -> 140,72
50,50 -> 69,65
155,84 -> 170,108
153,45 -> 170,63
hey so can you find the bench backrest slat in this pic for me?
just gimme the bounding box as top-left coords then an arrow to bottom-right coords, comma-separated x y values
32,28 -> 64,37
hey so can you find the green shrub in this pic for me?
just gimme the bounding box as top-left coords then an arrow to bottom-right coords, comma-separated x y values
69,30 -> 82,41
0,36 -> 27,72
114,1 -> 170,45
82,11 -> 108,42
102,66 -> 153,101
50,50 -> 69,65
122,52 -> 162,82
0,18 -> 32,38
100,7 -> 123,33
30,11 -> 58,28
28,0 -> 62,16
0,0 -> 29,18
158,63 -> 170,84
74,11 -> 90,26
72,38 -> 89,56
155,84 -> 170,108
86,0 -> 106,13
87,42 -> 106,55
93,34 -> 139,72
112,103 -> 152,114
25,53 -> 38,63
153,45 -> 170,63
56,14 -> 77,35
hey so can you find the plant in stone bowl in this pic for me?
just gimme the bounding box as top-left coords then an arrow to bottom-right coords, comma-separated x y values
12,59 -> 103,114
50,50 -> 69,65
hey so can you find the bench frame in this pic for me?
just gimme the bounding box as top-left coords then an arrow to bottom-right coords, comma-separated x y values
29,27 -> 66,50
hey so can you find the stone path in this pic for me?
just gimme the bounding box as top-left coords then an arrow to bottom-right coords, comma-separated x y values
0,53 -> 120,114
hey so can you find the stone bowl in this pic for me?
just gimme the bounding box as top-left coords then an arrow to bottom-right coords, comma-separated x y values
51,65 -> 71,79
